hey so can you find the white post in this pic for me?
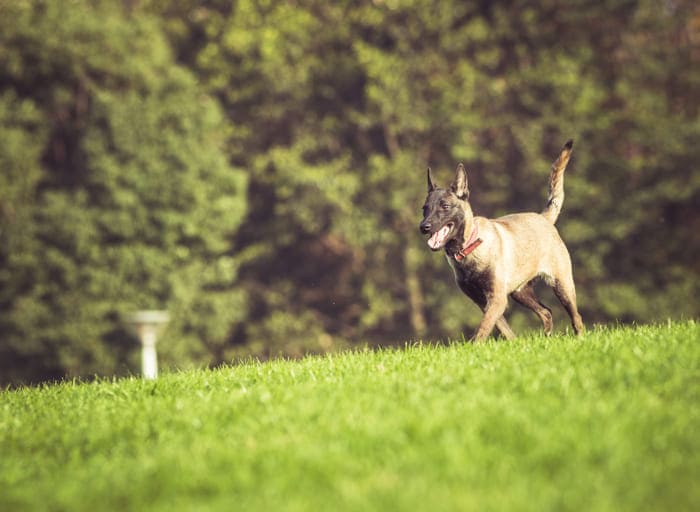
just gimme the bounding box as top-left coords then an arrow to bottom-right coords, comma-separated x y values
139,324 -> 159,380
126,310 -> 170,380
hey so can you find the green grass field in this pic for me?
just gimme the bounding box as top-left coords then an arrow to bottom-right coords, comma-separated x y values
1,321 -> 698,511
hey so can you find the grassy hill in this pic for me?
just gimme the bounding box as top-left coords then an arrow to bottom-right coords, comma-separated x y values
1,321 -> 698,511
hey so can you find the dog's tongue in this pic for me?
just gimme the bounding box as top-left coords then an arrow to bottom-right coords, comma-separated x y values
427,225 -> 451,249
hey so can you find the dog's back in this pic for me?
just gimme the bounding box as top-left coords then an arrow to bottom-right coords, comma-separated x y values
478,212 -> 570,292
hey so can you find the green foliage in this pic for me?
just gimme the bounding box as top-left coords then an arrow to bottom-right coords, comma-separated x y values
1,0 -> 699,382
1,322 -> 698,511
152,0 -> 698,355
0,1 -> 247,383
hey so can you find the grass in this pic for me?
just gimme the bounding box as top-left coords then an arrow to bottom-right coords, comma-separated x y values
1,321 -> 699,511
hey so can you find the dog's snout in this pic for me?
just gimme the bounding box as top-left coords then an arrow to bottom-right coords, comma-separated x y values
420,221 -> 431,234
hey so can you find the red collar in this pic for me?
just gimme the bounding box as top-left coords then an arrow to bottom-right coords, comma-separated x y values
454,224 -> 482,261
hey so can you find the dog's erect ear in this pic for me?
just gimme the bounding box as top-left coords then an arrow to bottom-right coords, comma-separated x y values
427,167 -> 435,193
450,163 -> 469,199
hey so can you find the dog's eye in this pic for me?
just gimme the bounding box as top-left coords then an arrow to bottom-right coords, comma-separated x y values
440,202 -> 450,210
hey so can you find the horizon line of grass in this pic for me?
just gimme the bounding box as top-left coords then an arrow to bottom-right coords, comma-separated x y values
3,318 -> 696,392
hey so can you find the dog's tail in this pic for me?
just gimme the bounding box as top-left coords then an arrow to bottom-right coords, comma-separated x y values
541,139 -> 574,224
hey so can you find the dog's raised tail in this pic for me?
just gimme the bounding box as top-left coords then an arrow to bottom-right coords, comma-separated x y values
541,139 -> 574,224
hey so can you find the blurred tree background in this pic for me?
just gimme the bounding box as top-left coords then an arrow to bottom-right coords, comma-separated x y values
1,0 -> 698,385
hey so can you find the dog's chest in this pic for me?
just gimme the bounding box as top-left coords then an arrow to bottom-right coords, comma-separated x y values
447,256 -> 493,295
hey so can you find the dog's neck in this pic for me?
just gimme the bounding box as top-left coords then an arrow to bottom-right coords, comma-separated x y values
454,223 -> 482,261
445,206 -> 481,260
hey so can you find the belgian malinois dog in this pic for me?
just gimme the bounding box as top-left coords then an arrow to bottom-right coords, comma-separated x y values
420,140 -> 583,341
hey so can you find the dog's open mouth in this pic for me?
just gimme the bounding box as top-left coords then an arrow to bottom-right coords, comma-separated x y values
427,223 -> 454,250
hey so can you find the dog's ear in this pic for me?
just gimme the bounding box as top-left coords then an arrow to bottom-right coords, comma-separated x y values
450,163 -> 469,200
427,167 -> 435,193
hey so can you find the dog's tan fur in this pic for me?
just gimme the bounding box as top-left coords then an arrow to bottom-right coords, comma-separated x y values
420,140 -> 583,341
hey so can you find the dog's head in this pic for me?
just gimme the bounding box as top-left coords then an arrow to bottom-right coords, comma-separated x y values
419,163 -> 474,251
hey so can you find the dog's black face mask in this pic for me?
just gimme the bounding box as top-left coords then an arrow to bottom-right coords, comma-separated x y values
419,164 -> 471,251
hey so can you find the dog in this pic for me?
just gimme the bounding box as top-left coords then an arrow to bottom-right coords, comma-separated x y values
419,140 -> 583,341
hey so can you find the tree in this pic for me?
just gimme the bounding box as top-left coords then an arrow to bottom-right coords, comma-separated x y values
2,0 -> 697,384
148,0 -> 699,356
0,1 -> 247,384
157,0 -> 698,351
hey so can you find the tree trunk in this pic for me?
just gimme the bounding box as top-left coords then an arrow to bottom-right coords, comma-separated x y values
404,243 -> 427,337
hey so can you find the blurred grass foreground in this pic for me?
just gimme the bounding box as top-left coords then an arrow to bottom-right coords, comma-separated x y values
1,322 -> 698,511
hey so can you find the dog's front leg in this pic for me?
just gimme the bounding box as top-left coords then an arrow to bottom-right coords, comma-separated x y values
495,316 -> 516,340
458,279 -> 514,341
471,293 -> 509,342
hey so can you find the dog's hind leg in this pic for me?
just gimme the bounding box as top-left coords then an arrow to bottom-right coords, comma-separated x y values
552,276 -> 584,335
511,282 -> 553,335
